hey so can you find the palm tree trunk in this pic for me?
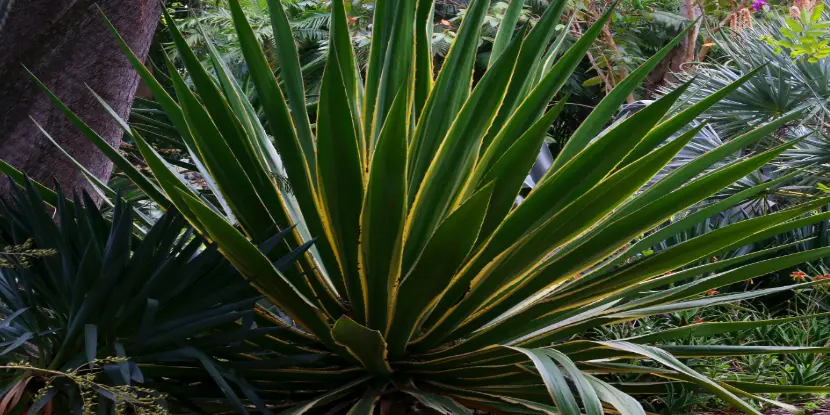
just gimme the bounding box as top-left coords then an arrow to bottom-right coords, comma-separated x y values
0,0 -> 161,200
645,0 -> 703,94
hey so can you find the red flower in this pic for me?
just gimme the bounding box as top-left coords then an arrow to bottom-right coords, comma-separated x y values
704,288 -> 718,296
814,274 -> 830,281
792,271 -> 808,282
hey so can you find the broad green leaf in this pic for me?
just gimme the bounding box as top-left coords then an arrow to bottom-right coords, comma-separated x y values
361,85 -> 409,330
331,317 -> 392,376
386,184 -> 493,358
316,38 -> 366,322
407,0 -> 491,200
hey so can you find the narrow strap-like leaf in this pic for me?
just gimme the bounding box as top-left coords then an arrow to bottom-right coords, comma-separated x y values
543,349 -> 602,415
482,0 -> 568,152
280,376 -> 372,415
583,374 -> 646,415
25,68 -> 168,206
171,188 -> 337,350
480,5 -> 614,164
413,0 -> 434,117
367,0 -> 417,145
329,0 -> 366,165
469,99 -> 567,241
263,0 -> 316,173
416,123 -> 703,351
228,0 -> 348,300
547,20 -> 696,174
489,0 -> 526,67
595,342 -> 761,414
507,347 -> 581,415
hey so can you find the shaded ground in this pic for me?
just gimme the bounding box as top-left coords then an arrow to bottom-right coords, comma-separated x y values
696,400 -> 830,415
764,400 -> 830,415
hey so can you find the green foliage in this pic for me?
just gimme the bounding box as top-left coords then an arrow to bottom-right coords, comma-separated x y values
12,0 -> 830,412
761,4 -> 830,62
0,182 -> 316,413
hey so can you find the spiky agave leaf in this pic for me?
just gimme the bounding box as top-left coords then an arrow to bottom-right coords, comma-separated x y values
0,181 -> 321,413
17,0 -> 830,412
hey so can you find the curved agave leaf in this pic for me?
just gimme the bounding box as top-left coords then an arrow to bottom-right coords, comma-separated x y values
0,183 -> 325,412
13,0 -> 828,413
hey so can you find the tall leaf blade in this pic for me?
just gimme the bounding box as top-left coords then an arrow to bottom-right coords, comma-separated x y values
263,0 -> 316,173
316,31 -> 367,322
402,28 -> 524,271
361,85 -> 410,330
407,0 -> 490,199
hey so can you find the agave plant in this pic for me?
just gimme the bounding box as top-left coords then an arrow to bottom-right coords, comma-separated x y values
0,181 -> 321,413
11,0 -> 830,411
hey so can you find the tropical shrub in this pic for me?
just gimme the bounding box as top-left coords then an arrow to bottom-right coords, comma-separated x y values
9,0 -> 830,412
0,182 -> 317,413
663,1 -> 830,186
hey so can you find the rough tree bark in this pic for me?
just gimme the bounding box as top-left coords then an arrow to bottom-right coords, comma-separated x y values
645,0 -> 703,94
0,0 -> 162,199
